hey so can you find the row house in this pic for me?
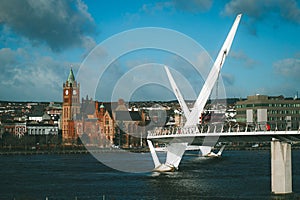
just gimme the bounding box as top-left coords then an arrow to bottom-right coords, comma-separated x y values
3,122 -> 27,138
2,122 -> 59,138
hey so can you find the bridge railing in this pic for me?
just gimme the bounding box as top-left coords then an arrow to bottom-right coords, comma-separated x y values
147,121 -> 300,137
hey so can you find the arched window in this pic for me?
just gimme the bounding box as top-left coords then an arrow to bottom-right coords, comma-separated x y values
105,116 -> 109,125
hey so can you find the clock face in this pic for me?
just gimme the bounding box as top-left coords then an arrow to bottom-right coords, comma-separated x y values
73,90 -> 77,95
65,89 -> 69,95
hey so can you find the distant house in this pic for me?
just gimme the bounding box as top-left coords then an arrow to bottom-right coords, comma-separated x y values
28,111 -> 52,122
46,102 -> 62,115
3,122 -> 26,138
28,112 -> 43,122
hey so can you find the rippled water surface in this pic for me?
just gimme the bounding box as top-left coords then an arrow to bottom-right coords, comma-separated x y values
1,150 -> 300,199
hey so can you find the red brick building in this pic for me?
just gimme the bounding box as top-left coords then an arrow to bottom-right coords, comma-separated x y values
75,97 -> 115,147
62,68 -> 80,144
62,69 -> 146,147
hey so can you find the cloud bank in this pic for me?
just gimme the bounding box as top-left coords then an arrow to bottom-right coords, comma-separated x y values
223,0 -> 300,35
223,0 -> 300,23
0,47 -> 78,101
0,0 -> 96,51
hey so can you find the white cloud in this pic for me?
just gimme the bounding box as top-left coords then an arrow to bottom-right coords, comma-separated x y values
0,48 -> 18,68
140,2 -> 174,14
273,58 -> 300,78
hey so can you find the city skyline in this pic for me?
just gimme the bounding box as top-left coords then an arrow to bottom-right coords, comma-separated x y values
0,0 -> 299,102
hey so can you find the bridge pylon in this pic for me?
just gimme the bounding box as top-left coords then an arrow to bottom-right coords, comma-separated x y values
271,139 -> 292,194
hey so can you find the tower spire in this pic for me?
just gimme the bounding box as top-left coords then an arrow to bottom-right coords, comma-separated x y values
67,67 -> 75,84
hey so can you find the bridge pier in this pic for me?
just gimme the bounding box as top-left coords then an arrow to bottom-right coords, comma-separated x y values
271,139 -> 292,194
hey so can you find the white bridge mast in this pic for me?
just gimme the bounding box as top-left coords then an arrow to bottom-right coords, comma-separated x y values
148,14 -> 242,172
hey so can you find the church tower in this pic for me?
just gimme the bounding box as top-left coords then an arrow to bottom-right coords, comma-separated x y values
62,68 -> 80,144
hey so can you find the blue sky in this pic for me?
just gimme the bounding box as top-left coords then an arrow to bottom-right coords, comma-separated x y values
0,0 -> 299,102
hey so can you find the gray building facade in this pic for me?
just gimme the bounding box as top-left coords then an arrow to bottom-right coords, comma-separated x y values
236,95 -> 300,131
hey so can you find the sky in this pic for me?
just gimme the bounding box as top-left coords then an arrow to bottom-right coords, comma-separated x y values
0,0 -> 299,102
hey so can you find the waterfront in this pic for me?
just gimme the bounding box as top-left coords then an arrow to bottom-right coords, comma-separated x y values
1,150 -> 300,199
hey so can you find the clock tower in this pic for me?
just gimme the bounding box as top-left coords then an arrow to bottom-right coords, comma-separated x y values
62,68 -> 80,143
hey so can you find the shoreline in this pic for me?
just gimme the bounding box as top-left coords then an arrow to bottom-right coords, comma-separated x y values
1,146 -> 300,155
0,148 -> 129,155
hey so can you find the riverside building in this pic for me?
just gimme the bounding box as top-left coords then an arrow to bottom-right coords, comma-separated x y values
235,94 -> 300,131
61,68 -> 145,147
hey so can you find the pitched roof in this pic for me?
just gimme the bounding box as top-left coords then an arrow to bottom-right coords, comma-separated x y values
67,68 -> 75,84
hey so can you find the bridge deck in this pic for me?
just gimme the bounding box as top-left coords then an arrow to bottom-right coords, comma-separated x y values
147,130 -> 300,144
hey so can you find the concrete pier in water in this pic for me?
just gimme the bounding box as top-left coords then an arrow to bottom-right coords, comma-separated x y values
271,139 -> 292,194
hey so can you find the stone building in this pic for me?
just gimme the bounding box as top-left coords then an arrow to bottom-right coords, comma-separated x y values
113,99 -> 146,148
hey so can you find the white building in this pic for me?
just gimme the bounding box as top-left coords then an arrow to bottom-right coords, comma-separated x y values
27,124 -> 58,135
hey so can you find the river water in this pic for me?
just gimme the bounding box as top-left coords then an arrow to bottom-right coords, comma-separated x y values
1,150 -> 300,199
